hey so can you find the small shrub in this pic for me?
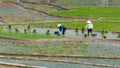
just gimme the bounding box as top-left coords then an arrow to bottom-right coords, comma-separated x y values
27,25 -> 31,32
27,25 -> 31,29
101,30 -> 106,35
75,28 -> 78,36
84,33 -> 87,38
81,27 -> 85,33
75,28 -> 78,32
102,35 -> 107,39
15,28 -> 19,33
101,30 -> 107,39
101,30 -> 105,35
46,29 -> 50,35
8,25 -> 12,32
33,29 -> 37,33
105,31 -> 108,33
117,34 -> 120,38
24,29 -> 27,33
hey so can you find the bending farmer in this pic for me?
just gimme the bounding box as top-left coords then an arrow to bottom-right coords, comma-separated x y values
57,24 -> 67,36
85,20 -> 93,36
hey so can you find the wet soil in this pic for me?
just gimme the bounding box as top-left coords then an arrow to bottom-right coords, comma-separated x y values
0,37 -> 120,68
0,27 -> 120,68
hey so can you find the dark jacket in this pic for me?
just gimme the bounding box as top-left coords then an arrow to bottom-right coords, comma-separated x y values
59,25 -> 66,32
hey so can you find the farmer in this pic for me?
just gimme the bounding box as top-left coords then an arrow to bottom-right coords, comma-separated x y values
85,20 -> 93,36
57,24 -> 67,36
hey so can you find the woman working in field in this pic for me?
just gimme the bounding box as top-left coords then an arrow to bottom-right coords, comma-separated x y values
85,20 -> 94,36
57,24 -> 67,36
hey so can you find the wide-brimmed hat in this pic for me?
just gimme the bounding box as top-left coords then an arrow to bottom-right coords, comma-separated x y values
57,24 -> 61,27
87,20 -> 92,24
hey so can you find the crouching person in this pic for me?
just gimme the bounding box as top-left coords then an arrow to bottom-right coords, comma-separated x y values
57,24 -> 67,36
85,20 -> 93,36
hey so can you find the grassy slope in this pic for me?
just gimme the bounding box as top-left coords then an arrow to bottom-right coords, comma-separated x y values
51,7 -> 120,21
1,19 -> 119,32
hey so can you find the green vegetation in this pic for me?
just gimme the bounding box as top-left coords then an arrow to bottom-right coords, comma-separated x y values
3,42 -> 89,55
0,29 -> 63,39
51,7 -> 120,21
29,21 -> 120,32
75,28 -> 78,36
81,27 -> 85,33
84,33 -> 88,38
46,29 -> 50,35
117,34 -> 120,38
1,20 -> 120,32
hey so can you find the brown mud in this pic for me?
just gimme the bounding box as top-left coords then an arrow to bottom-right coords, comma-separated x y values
0,36 -> 119,44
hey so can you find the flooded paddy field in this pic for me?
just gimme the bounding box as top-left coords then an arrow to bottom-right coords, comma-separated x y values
0,58 -> 116,68
0,26 -> 120,68
0,40 -> 120,68
0,41 -> 120,56
2,26 -> 119,39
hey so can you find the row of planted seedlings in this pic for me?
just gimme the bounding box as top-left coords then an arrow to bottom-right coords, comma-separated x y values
8,25 -> 50,35
100,30 -> 120,39
75,27 -> 93,38
7,25 -> 120,38
74,27 -> 120,39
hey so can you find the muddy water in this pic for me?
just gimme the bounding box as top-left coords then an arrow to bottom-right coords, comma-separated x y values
3,27 -> 119,39
0,41 -> 120,68
1,27 -> 120,68
0,41 -> 119,56
0,59 -> 102,68
0,55 -> 120,68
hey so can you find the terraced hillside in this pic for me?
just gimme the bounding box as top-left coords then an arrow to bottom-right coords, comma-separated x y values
55,0 -> 120,7
0,1 -> 60,23
2,0 -> 120,6
51,7 -> 120,21
0,0 -> 120,23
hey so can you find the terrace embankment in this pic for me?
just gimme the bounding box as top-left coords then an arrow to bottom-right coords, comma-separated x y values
2,1 -> 98,21
19,0 -> 69,11
0,52 -> 120,68
0,37 -> 119,44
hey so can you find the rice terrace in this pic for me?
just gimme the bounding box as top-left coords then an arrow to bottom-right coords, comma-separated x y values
0,0 -> 120,68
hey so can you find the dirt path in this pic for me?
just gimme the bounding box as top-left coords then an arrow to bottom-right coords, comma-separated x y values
0,62 -> 42,68
0,36 -> 119,44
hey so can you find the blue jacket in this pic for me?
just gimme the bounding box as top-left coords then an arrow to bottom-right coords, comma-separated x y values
59,25 -> 66,32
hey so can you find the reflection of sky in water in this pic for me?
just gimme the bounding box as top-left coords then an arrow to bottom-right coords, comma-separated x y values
86,42 -> 120,56
0,57 -> 120,68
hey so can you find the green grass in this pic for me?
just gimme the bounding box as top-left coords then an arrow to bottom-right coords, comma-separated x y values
1,20 -> 119,32
0,30 -> 63,39
51,7 -> 120,21
29,21 -> 120,32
